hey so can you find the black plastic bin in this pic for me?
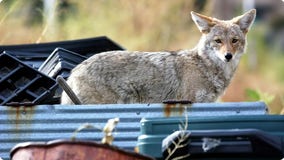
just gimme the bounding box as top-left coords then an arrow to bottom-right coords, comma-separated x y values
0,53 -> 57,106
38,48 -> 88,79
4,51 -> 50,69
162,129 -> 284,159
0,36 -> 124,56
0,36 -> 124,70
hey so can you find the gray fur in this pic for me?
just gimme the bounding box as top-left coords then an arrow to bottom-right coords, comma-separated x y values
61,9 -> 256,104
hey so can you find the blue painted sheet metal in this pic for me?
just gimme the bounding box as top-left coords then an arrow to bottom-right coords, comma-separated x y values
0,102 -> 267,160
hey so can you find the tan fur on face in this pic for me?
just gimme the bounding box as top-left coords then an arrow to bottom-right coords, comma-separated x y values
206,23 -> 246,62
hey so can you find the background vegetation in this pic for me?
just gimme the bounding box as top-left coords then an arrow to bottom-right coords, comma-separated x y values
0,0 -> 283,114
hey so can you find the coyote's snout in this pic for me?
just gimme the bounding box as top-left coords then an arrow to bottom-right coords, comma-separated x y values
61,9 -> 256,104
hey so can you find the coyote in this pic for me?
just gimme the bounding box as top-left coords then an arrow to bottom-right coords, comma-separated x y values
61,9 -> 256,104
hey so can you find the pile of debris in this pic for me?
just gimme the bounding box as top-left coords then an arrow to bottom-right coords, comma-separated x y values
0,36 -> 124,106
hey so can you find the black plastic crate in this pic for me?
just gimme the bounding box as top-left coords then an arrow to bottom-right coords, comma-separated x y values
0,53 -> 57,106
38,48 -> 88,79
0,36 -> 124,70
5,50 -> 50,69
0,36 -> 124,56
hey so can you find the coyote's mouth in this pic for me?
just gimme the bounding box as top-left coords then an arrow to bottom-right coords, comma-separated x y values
225,59 -> 231,62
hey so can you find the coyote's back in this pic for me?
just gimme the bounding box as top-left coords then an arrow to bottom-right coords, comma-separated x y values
61,9 -> 256,104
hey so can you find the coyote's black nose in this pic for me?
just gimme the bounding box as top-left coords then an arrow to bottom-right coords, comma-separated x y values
225,53 -> 232,61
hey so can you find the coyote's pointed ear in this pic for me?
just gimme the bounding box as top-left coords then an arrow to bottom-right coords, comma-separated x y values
233,9 -> 256,33
191,11 -> 215,34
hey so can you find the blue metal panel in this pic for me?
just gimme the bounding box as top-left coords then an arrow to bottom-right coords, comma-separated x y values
0,102 -> 267,160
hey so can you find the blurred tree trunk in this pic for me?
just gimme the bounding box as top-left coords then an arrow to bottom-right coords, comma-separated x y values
212,0 -> 239,20
42,0 -> 57,41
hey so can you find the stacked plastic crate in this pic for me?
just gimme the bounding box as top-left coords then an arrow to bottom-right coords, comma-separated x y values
0,36 -> 124,106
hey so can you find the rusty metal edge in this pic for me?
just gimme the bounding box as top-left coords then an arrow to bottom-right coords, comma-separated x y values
10,139 -> 154,160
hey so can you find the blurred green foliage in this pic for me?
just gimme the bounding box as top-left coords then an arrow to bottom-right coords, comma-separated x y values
245,88 -> 275,105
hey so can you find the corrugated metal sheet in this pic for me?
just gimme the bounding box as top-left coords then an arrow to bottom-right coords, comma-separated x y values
0,102 -> 266,160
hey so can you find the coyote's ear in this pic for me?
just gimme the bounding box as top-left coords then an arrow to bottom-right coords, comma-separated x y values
191,11 -> 215,34
233,9 -> 256,33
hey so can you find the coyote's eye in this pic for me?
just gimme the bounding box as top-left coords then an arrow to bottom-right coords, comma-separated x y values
215,39 -> 222,44
232,38 -> 238,43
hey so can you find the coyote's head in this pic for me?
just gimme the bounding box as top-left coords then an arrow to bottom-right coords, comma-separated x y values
191,9 -> 256,63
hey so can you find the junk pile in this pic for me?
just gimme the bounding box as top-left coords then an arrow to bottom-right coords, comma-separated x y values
1,37 -> 284,160
0,36 -> 124,106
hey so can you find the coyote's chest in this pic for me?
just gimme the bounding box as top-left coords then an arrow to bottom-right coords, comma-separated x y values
186,53 -> 238,102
